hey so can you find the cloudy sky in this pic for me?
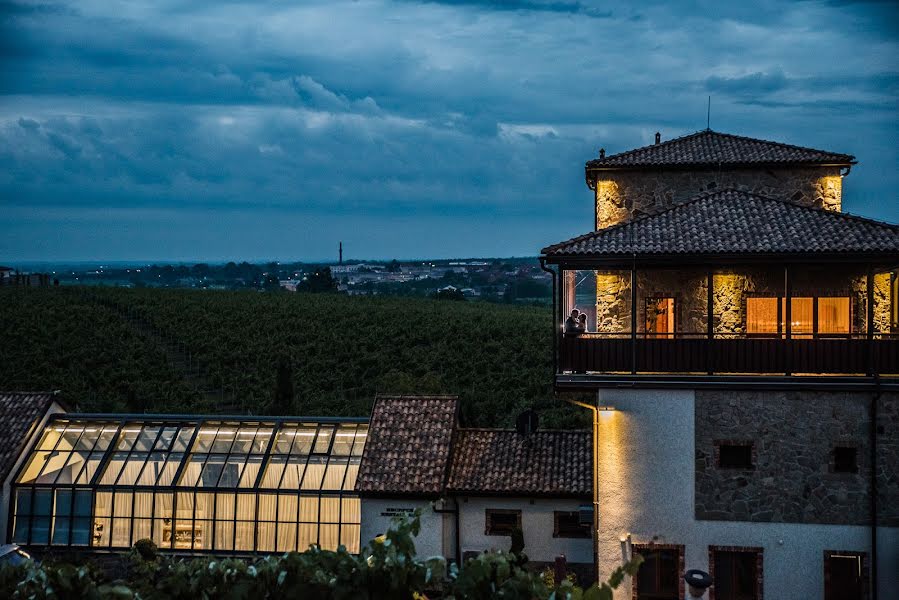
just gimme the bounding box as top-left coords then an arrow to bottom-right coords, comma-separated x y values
2,0 -> 897,262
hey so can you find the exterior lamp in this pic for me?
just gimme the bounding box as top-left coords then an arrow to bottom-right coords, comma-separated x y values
619,532 -> 632,562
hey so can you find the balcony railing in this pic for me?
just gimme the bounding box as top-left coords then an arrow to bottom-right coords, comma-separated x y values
559,334 -> 899,377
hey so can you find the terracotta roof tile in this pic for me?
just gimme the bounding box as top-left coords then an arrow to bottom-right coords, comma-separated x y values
355,394 -> 458,495
0,392 -> 58,483
586,130 -> 855,169
447,429 -> 591,497
542,189 -> 899,257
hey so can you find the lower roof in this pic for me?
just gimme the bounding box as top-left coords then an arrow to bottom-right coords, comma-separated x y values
542,189 -> 899,261
0,392 -> 62,483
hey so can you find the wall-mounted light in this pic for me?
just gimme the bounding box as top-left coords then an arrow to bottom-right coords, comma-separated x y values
598,406 -> 616,415
619,532 -> 632,562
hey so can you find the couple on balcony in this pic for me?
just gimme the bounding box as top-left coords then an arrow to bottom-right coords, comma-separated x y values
564,309 -> 588,335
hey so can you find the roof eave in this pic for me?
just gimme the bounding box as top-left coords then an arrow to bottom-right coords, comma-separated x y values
585,160 -> 856,172
541,251 -> 899,267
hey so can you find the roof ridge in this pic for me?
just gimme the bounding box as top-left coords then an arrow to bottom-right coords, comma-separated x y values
587,129 -> 708,165
704,130 -> 855,161
457,427 -> 590,433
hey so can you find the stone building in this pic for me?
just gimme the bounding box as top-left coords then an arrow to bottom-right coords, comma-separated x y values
542,130 -> 898,599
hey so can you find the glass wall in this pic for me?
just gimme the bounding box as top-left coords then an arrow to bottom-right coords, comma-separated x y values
11,417 -> 367,554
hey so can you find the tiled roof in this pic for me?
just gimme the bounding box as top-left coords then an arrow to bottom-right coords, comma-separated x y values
447,429 -> 591,497
355,394 -> 459,496
586,130 -> 855,169
542,190 -> 899,258
0,392 -> 59,483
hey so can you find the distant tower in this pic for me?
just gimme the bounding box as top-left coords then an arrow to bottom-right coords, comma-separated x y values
339,241 -> 343,265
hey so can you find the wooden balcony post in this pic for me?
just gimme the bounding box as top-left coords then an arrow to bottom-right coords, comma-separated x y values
867,264 -> 875,376
631,263 -> 638,375
707,268 -> 714,375
784,265 -> 792,376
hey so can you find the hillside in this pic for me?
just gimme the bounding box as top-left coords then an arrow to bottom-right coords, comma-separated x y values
0,287 -> 584,427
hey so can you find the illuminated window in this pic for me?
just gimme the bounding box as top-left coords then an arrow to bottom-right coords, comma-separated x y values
12,418 -> 367,554
746,297 -> 779,334
645,297 -> 675,338
818,297 -> 850,334
747,296 -> 850,335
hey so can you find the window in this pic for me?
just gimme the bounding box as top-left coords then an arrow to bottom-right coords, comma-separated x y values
553,511 -> 590,538
824,551 -> 868,600
716,442 -> 754,470
818,298 -> 850,335
646,297 -> 675,338
11,418 -> 368,555
746,296 -> 850,335
746,298 -> 779,334
710,547 -> 761,600
485,509 -> 521,536
832,447 -> 858,474
634,545 -> 681,600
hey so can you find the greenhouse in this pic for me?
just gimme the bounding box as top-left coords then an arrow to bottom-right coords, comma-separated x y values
10,414 -> 367,554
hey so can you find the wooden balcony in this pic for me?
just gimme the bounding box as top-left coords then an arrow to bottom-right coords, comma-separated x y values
558,334 -> 899,382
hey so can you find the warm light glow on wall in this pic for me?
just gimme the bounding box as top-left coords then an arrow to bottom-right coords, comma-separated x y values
818,176 -> 842,212
595,180 -> 621,229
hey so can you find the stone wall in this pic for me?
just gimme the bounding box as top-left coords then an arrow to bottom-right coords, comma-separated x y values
695,391 -> 899,526
594,166 -> 843,229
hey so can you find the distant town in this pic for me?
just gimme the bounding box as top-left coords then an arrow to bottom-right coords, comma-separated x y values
0,256 -> 554,304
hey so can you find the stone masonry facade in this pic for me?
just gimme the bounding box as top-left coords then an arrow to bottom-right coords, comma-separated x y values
593,166 -> 843,229
592,266 -> 891,336
694,390 -> 899,526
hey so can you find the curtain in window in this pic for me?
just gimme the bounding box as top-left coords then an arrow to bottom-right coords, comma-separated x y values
819,297 -> 850,334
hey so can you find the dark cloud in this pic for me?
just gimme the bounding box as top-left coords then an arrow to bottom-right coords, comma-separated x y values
0,0 -> 896,261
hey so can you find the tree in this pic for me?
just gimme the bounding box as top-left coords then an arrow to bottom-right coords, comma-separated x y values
298,267 -> 338,293
385,259 -> 401,273
434,287 -> 465,301
270,356 -> 295,415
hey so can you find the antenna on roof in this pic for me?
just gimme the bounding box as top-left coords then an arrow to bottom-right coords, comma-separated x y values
706,96 -> 711,131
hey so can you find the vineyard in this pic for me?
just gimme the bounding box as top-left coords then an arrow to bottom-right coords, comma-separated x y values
0,287 -> 584,427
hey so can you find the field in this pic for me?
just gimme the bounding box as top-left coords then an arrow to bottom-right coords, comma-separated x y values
1,287 -> 584,427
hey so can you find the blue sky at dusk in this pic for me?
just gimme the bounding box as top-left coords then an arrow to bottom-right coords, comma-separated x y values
2,0 -> 897,262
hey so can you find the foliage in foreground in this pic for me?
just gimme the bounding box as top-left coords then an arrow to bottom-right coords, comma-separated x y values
0,514 -> 642,600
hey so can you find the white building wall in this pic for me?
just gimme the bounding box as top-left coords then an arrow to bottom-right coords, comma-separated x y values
360,498 -> 448,559
1,400 -> 67,543
458,497 -> 593,565
595,388 -> 899,599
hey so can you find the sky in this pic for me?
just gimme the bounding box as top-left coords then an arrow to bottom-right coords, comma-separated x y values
1,0 -> 897,263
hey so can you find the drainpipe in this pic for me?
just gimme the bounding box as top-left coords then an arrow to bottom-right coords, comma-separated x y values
566,398 -> 600,585
870,382 -> 880,600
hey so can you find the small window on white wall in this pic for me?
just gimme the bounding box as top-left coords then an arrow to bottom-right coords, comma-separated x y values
485,509 -> 521,536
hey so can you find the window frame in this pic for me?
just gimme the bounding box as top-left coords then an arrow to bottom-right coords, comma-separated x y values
484,508 -> 522,537
744,294 -> 852,337
632,543 -> 685,600
708,545 -> 763,600
552,511 -> 591,539
823,550 -> 869,600
714,440 -> 755,470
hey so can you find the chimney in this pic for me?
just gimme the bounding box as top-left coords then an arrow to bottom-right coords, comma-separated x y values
655,132 -> 661,145
599,148 -> 606,159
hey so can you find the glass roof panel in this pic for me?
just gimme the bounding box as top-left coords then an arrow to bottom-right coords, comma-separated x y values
211,427 -> 238,454
15,418 -> 366,492
313,428 -> 333,454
